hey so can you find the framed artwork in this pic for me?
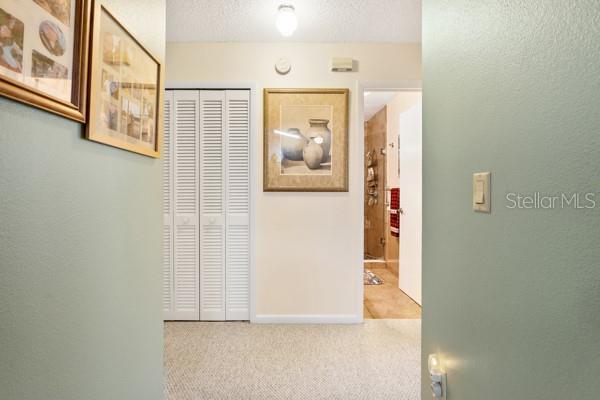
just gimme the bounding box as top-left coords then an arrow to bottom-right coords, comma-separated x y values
263,88 -> 349,192
86,1 -> 161,157
0,0 -> 90,121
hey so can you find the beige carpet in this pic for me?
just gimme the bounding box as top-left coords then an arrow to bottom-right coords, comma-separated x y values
164,320 -> 421,400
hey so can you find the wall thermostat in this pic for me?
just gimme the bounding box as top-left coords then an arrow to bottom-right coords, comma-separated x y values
275,58 -> 291,75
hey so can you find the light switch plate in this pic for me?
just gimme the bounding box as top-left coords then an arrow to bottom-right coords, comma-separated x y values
473,172 -> 491,213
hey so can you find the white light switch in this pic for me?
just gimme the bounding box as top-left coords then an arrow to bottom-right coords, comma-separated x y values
475,181 -> 485,204
473,172 -> 491,213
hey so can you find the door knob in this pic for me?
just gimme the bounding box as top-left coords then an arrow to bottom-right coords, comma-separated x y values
399,207 -> 404,215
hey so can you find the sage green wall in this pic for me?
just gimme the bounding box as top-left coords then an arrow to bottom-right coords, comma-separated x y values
0,1 -> 165,399
422,1 -> 600,399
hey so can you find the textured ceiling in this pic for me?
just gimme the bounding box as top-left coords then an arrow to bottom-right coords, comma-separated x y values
364,91 -> 397,121
167,0 -> 421,43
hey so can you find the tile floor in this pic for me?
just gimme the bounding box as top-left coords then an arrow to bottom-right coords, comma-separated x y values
364,266 -> 421,319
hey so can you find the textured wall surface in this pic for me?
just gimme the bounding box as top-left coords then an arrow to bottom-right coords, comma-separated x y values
167,42 -> 421,318
0,1 -> 166,399
422,1 -> 600,399
364,107 -> 387,260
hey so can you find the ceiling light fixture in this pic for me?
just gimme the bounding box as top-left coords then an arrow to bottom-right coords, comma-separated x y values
276,4 -> 298,37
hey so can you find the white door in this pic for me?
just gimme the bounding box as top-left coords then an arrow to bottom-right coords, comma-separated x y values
163,89 -> 250,321
163,91 -> 174,319
199,90 -> 227,321
225,90 -> 250,320
172,90 -> 200,320
399,102 -> 422,305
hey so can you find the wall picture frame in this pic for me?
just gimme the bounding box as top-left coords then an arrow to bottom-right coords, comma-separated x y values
263,88 -> 349,192
86,0 -> 161,157
0,0 -> 90,121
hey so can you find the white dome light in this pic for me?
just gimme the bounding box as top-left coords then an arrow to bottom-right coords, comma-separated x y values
276,5 -> 298,37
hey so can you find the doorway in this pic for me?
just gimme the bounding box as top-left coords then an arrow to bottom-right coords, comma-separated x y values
361,86 -> 422,319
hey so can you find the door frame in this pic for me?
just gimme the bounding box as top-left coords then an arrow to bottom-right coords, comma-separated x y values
354,80 -> 422,321
165,81 -> 258,322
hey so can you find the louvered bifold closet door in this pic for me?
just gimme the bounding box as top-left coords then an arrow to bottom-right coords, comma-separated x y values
225,90 -> 250,320
173,90 -> 200,320
163,91 -> 174,319
199,90 -> 226,321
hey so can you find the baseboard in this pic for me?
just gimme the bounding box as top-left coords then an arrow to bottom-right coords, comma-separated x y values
251,314 -> 362,324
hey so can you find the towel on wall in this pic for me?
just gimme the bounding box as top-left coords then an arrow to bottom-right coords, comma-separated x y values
390,188 -> 400,237
390,188 -> 400,210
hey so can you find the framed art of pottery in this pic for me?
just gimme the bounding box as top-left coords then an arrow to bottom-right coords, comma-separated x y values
263,88 -> 349,192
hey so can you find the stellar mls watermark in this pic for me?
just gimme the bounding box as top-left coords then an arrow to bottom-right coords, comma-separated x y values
505,192 -> 597,209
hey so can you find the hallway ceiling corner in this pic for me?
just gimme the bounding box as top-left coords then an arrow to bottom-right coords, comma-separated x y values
166,0 -> 422,43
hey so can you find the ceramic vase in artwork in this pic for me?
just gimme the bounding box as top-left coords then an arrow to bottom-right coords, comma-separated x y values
281,128 -> 308,161
303,139 -> 324,169
306,119 -> 331,163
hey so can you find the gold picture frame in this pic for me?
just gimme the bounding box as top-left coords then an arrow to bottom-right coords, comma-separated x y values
86,0 -> 161,157
0,0 -> 90,121
263,88 -> 349,192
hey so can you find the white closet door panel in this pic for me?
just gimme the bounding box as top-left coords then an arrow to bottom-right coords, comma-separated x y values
174,92 -> 199,217
163,91 -> 174,319
200,223 -> 225,320
200,90 -> 226,321
166,89 -> 250,322
225,224 -> 249,320
225,90 -> 250,320
173,90 -> 199,320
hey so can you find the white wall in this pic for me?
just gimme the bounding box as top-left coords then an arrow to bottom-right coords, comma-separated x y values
166,42 -> 421,320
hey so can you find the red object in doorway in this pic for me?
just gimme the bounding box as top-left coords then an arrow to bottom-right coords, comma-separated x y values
390,188 -> 400,237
